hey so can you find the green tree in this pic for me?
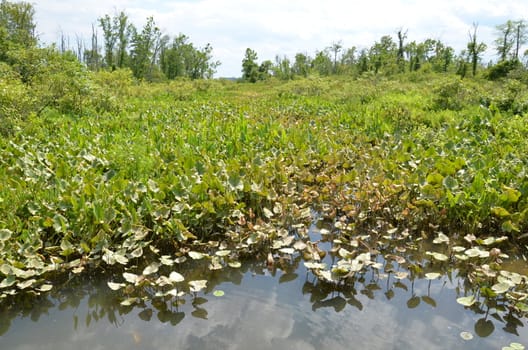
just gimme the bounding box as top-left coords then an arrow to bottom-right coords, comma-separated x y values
369,35 -> 397,74
495,20 -> 515,62
0,0 -> 36,61
241,48 -> 259,82
129,16 -> 162,80
292,52 -> 310,77
273,55 -> 292,80
312,50 -> 332,76
329,41 -> 342,74
467,23 -> 487,76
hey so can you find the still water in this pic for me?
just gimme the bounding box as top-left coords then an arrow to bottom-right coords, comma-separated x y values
1,253 -> 527,350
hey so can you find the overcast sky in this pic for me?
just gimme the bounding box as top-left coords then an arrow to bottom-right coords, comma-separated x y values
33,0 -> 528,77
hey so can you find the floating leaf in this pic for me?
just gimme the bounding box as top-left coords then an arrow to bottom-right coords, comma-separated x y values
17,279 -> 36,289
304,262 -> 326,270
394,271 -> 409,280
142,262 -> 159,276
492,282 -> 511,294
37,284 -> 53,292
457,295 -> 476,307
432,232 -> 450,244
279,247 -> 295,255
120,297 -> 138,306
426,251 -> 449,261
123,272 -> 139,284
0,276 -> 16,288
425,272 -> 441,280
293,241 -> 307,251
213,290 -> 225,297
188,280 -> 207,293
130,247 -> 143,258
0,229 -> 12,241
188,251 -> 205,260
160,255 -> 174,266
107,282 -> 126,291
228,261 -> 241,268
169,271 -> 185,283
215,250 -> 231,257
460,331 -> 473,341
262,207 -> 274,218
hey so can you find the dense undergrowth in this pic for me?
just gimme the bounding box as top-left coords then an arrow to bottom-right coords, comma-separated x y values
1,74 -> 528,319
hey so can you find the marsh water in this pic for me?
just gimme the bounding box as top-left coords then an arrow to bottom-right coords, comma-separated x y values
1,224 -> 528,350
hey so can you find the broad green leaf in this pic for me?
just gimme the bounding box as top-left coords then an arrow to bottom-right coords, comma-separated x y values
0,229 -> 12,241
492,282 -> 510,294
426,251 -> 449,261
37,284 -> 53,292
213,290 -> 225,297
432,232 -> 449,244
443,176 -> 459,191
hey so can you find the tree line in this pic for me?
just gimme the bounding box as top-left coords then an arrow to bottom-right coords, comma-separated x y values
0,0 -> 220,81
241,22 -> 528,82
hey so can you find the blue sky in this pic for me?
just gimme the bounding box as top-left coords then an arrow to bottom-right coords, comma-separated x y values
33,0 -> 528,77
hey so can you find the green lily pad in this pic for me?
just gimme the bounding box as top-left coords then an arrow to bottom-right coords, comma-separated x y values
213,290 -> 225,297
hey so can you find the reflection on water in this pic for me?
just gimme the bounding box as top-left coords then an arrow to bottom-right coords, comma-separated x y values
1,254 -> 527,350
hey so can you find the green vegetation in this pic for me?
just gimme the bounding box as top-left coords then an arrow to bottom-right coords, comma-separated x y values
1,0 -> 528,337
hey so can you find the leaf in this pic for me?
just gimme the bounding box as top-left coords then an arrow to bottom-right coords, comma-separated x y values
394,271 -> 409,280
188,280 -> 207,293
424,272 -> 441,280
279,247 -> 295,255
426,251 -> 449,261
215,250 -> 231,257
0,275 -> 16,288
130,247 -> 143,258
491,282 -> 511,294
460,331 -> 473,341
457,295 -> 476,307
213,290 -> 225,297
37,284 -> 53,292
432,232 -> 450,244
120,297 -> 138,306
107,282 -> 125,291
142,262 -> 159,276
228,261 -> 241,268
169,271 -> 185,283
188,251 -> 205,260
262,207 -> 274,218
123,272 -> 139,284
0,229 -> 12,241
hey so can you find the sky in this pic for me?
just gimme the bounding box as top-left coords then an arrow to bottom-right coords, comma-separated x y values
32,0 -> 528,77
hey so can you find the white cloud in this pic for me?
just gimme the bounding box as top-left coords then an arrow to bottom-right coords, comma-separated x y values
33,0 -> 528,76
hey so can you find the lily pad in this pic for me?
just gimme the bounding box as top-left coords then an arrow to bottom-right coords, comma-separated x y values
213,290 -> 225,297
457,295 -> 476,307
169,271 -> 185,283
424,272 -> 441,280
460,331 -> 473,341
189,280 -> 207,293
142,262 -> 159,276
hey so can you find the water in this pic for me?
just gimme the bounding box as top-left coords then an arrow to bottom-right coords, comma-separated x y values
1,255 -> 527,350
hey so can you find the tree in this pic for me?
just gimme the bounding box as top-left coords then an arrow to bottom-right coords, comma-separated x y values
396,29 -> 407,71
99,11 -> 134,70
292,52 -> 310,77
329,41 -> 342,74
129,16 -> 162,80
495,20 -> 515,62
369,35 -> 397,74
241,48 -> 259,82
273,55 -> 292,80
0,0 -> 37,61
513,20 -> 528,60
312,50 -> 332,76
467,23 -> 487,76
